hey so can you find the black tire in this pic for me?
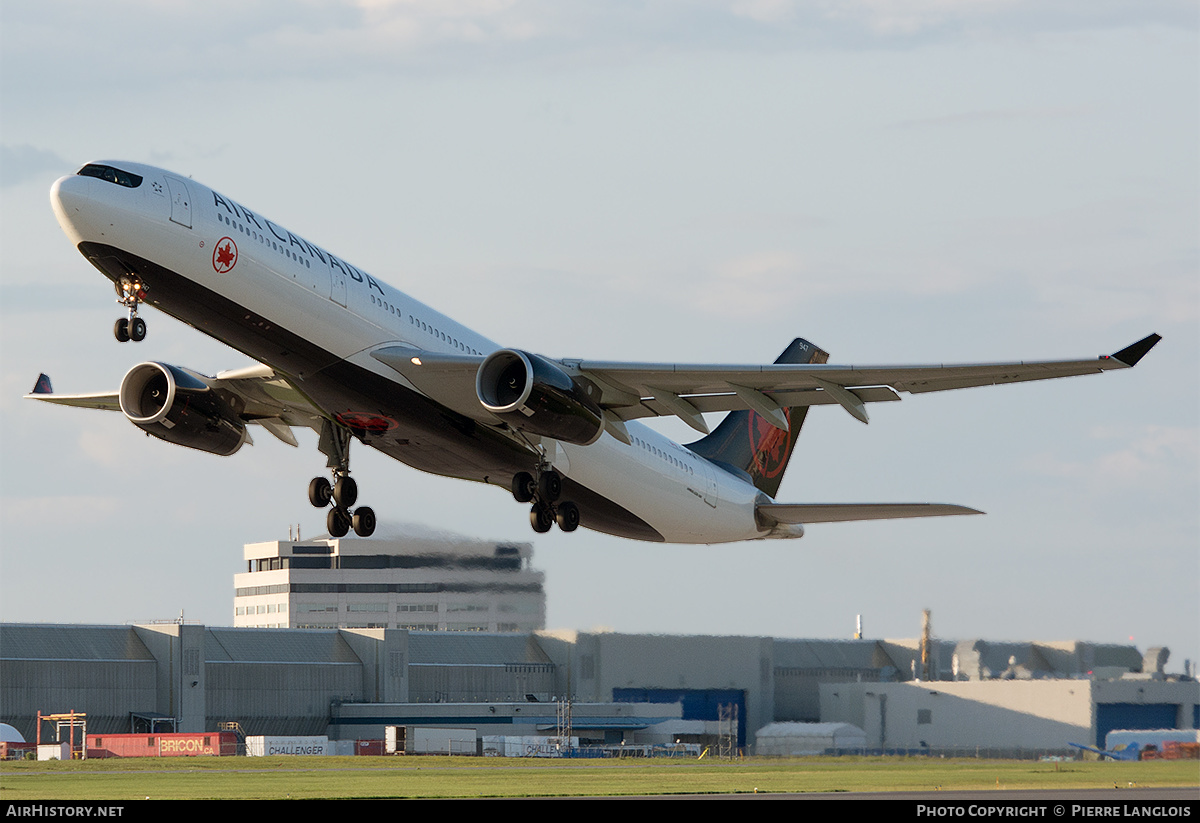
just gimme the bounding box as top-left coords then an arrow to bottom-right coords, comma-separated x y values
129,316 -> 147,342
308,477 -> 332,508
114,318 -> 130,342
556,501 -> 580,532
352,506 -> 376,537
537,471 -> 562,503
512,472 -> 536,503
530,505 -> 553,534
327,507 -> 351,538
333,475 -> 358,508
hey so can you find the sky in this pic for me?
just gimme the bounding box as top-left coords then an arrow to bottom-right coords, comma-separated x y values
1,1 -> 1196,670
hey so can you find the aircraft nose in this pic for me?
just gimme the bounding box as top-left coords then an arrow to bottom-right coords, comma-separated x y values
50,173 -> 94,241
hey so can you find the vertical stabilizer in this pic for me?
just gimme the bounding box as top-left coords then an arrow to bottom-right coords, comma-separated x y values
686,338 -> 827,498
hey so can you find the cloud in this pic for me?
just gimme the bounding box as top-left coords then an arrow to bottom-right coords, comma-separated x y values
0,144 -> 71,189
2,2 -> 1194,95
621,249 -> 986,321
1,494 -> 118,525
1023,424 -> 1199,489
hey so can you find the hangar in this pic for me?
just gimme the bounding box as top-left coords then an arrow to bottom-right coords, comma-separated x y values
2,622 -> 1194,754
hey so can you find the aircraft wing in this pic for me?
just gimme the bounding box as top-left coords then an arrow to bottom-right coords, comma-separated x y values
24,365 -> 325,447
374,334 -> 1160,436
571,333 -> 1161,430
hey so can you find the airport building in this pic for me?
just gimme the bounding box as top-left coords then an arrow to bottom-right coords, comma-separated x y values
4,525 -> 1197,756
2,622 -> 1195,754
233,533 -> 544,633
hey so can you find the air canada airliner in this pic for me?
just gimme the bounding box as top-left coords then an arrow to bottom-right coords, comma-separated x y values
29,161 -> 1160,543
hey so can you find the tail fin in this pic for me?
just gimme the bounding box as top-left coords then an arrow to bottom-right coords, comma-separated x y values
686,338 -> 827,498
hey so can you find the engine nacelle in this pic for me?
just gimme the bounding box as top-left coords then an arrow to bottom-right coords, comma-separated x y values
476,349 -> 605,446
119,362 -> 248,456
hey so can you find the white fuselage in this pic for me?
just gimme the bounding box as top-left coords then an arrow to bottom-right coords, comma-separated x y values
51,162 -> 772,543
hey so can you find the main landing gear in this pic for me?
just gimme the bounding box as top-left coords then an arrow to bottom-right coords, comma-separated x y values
309,420 -> 376,538
513,468 -> 579,534
113,275 -> 148,342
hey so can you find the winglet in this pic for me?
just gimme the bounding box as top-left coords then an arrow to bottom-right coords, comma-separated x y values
30,373 -> 53,395
1107,334 -> 1161,367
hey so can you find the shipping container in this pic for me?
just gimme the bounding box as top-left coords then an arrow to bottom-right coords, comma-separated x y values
0,743 -> 36,760
245,735 -> 332,756
87,732 -> 238,758
406,727 -> 476,756
355,739 -> 385,756
481,735 -> 578,757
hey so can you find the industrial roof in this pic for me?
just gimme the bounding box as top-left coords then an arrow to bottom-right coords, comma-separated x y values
0,624 -> 154,662
772,638 -> 897,670
205,628 -> 362,664
407,632 -> 551,666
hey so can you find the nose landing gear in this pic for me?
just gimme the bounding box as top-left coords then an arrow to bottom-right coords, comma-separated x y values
513,468 -> 579,534
113,276 -> 148,342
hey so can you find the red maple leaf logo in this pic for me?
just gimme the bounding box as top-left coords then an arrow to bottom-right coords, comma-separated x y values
212,237 -> 238,273
748,409 -> 793,479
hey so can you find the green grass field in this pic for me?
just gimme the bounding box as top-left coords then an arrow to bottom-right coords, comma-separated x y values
2,756 -> 1198,800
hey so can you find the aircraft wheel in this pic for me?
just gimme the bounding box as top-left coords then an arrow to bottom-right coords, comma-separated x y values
352,506 -> 376,537
308,477 -> 332,508
129,316 -> 147,342
530,505 -> 553,534
556,501 -> 580,533
512,472 -> 536,503
327,507 -> 351,538
114,318 -> 130,342
333,476 -> 358,508
537,470 -> 562,503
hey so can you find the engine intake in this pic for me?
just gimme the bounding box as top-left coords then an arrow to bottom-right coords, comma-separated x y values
476,349 -> 604,445
119,362 -> 248,456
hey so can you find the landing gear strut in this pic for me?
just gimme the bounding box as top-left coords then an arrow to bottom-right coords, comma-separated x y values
513,468 -> 579,534
113,275 -> 148,342
309,420 -> 375,538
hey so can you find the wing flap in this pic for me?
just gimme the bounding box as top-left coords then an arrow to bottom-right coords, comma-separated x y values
609,386 -> 900,421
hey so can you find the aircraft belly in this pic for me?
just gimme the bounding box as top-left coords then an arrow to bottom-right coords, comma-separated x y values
561,436 -> 761,544
79,242 -> 345,375
75,241 -> 664,541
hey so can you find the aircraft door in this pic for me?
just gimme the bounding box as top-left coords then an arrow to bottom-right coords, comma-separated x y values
329,262 -> 347,306
702,462 -> 718,508
163,175 -> 193,228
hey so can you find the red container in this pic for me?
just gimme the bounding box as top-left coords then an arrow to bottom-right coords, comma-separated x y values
0,742 -> 36,760
1162,741 -> 1200,760
356,739 -> 385,756
87,732 -> 238,758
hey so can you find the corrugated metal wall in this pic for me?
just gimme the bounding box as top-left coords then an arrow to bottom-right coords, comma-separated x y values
1,659 -> 158,740
205,661 -> 364,736
408,663 -> 555,703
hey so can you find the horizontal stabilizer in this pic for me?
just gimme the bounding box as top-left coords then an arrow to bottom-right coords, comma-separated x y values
757,502 -> 983,525
24,373 -> 121,411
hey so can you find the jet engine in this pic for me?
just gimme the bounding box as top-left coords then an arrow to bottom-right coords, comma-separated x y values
476,349 -> 605,445
118,362 -> 249,456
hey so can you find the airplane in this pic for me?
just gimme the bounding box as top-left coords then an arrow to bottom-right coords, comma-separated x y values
28,160 -> 1161,543
1067,741 -> 1143,762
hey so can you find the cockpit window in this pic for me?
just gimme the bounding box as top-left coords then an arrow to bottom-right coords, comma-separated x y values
78,164 -> 143,188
